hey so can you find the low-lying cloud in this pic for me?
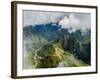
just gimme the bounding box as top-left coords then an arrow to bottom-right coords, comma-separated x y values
59,14 -> 80,30
23,10 -> 91,31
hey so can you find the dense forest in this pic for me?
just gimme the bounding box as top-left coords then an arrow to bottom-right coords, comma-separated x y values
23,22 -> 91,68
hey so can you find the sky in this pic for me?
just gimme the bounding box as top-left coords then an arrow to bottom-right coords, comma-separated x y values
23,10 -> 91,31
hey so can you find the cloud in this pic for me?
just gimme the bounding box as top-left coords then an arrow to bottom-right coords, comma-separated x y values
23,11 -> 66,27
59,14 -> 80,31
23,11 -> 91,32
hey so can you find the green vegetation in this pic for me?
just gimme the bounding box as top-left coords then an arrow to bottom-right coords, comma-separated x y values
24,23 -> 91,68
28,40 -> 88,68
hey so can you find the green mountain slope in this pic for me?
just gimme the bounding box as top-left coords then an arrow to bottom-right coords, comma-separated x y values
28,40 -> 88,68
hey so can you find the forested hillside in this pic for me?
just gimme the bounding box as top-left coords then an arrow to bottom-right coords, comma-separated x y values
23,22 -> 91,68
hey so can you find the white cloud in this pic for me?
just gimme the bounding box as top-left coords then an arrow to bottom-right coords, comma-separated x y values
23,11 -> 66,26
59,14 -> 80,31
59,16 -> 69,28
23,11 -> 91,32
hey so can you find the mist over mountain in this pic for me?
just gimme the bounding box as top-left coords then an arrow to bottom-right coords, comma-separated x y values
23,20 -> 91,69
